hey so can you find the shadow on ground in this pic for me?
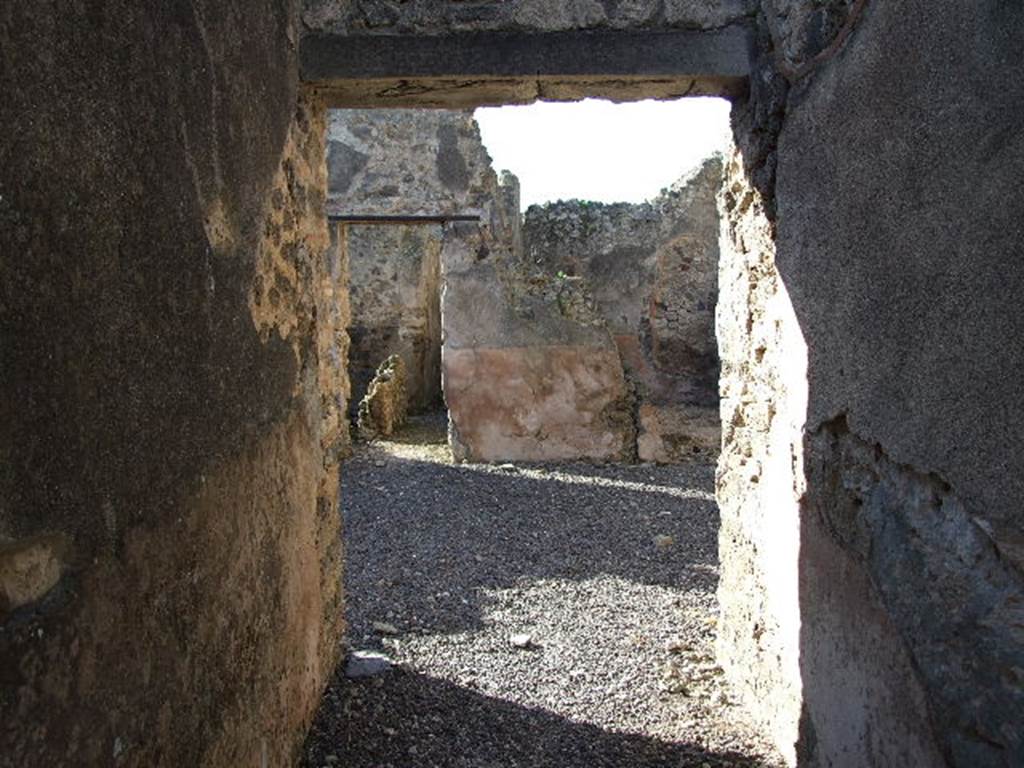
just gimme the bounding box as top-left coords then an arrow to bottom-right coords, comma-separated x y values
340,442 -> 719,641
300,415 -> 782,767
303,669 -> 767,768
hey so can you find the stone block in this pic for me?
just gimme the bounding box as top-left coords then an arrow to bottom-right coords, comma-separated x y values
444,345 -> 634,462
0,535 -> 67,614
636,403 -> 720,463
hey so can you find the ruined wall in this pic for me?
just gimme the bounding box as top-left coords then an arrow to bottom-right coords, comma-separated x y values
5,4 -> 1015,766
328,109 -> 487,418
0,4 -> 345,765
304,0 -> 757,35
329,109 -> 633,461
327,108 -> 499,217
357,355 -> 409,439
442,215 -> 635,463
523,156 -> 723,462
718,1 -> 1024,766
346,224 -> 443,413
716,142 -> 808,766
300,1 -> 754,108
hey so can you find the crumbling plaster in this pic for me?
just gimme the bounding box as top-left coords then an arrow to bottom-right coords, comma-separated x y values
1,2 -> 1020,767
329,108 -> 636,462
1,4 -> 344,765
523,156 -> 724,463
717,0 -> 1024,765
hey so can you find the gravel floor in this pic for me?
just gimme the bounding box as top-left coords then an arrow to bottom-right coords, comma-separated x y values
302,412 -> 783,768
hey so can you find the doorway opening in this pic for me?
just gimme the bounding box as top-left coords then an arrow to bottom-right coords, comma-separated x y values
303,98 -> 784,767
329,100 -> 731,465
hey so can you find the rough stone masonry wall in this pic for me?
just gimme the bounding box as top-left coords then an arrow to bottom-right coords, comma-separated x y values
301,0 -> 755,109
1,4 -> 345,766
4,3 -> 1017,766
327,108 -> 500,217
346,224 -> 443,414
523,156 -> 723,463
329,109 -> 634,461
717,1 -> 1024,766
442,215 -> 635,463
303,0 -> 756,36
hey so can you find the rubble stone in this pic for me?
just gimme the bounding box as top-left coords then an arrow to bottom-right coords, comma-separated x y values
358,355 -> 409,440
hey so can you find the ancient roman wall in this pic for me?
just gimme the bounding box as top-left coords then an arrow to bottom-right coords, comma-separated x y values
522,156 -> 723,463
717,1 -> 1024,766
1,4 -> 346,766
441,215 -> 635,463
327,109 -> 500,217
345,224 -> 443,414
5,3 -> 1019,766
327,109 -> 490,419
304,0 -> 757,35
329,109 -> 634,461
301,0 -> 756,107
315,3 -> 1024,765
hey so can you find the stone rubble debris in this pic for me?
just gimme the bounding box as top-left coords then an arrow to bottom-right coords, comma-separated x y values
345,651 -> 393,679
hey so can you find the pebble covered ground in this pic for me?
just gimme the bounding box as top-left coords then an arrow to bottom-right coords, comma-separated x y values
302,413 -> 783,768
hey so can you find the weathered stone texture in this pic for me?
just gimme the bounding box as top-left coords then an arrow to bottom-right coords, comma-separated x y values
717,1 -> 1024,766
5,4 -> 1018,767
715,146 -> 806,766
330,108 -> 631,462
445,345 -> 633,462
303,0 -> 757,35
636,403 -> 720,463
330,109 -> 493,420
346,224 -> 443,413
1,5 -> 343,765
327,109 -> 499,217
775,1 -> 1024,763
441,206 -> 635,462
523,157 -> 723,462
358,355 -> 409,439
322,222 -> 354,458
300,2 -> 754,108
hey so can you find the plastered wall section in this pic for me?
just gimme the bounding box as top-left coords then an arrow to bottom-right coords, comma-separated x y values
717,2 -> 1024,765
522,156 -> 723,463
330,108 -> 633,461
0,5 -> 345,765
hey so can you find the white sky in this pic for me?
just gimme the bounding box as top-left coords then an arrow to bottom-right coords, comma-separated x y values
475,97 -> 731,210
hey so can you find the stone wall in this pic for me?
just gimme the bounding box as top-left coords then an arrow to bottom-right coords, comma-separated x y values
716,145 -> 807,766
303,0 -> 757,36
441,217 -> 635,462
1,4 -> 344,765
329,108 -> 634,461
5,5 -> 1019,766
327,108 -> 500,217
357,355 -> 409,439
346,224 -> 443,413
300,0 -> 755,108
716,1 -> 1024,766
523,157 -> 723,462
328,108 -> 491,420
